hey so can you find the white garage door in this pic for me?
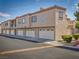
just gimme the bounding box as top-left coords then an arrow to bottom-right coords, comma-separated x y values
11,30 -> 15,35
3,30 -> 6,34
39,28 -> 54,40
26,29 -> 35,37
17,30 -> 24,36
6,30 -> 9,34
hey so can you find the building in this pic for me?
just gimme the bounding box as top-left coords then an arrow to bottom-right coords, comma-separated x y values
1,6 -> 73,42
0,24 -> 1,34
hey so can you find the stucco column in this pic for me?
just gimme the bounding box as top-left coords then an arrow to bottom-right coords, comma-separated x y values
35,28 -> 39,40
9,29 -> 11,35
14,29 -> 16,35
23,28 -> 26,36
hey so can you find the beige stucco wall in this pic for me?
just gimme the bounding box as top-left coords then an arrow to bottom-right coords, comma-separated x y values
16,15 -> 30,28
1,20 -> 11,29
55,9 -> 71,40
1,20 -> 13,34
30,9 -> 55,27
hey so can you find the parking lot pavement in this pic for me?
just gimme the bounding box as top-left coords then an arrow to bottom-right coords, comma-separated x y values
0,36 -> 49,52
0,36 -> 79,59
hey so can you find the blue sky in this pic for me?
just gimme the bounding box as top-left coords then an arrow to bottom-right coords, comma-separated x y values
0,0 -> 78,23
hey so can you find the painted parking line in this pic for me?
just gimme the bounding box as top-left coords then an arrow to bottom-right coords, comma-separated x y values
0,45 -> 53,55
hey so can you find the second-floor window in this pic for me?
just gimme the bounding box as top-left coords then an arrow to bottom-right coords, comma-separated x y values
31,16 -> 37,23
18,18 -> 26,24
5,23 -> 8,26
59,11 -> 64,20
18,19 -> 21,24
22,19 -> 25,24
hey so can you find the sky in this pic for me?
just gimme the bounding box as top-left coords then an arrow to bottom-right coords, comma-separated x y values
0,0 -> 78,23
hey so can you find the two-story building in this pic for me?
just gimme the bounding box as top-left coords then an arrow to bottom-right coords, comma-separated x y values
0,24 -> 1,34
1,20 -> 11,35
1,6 -> 73,42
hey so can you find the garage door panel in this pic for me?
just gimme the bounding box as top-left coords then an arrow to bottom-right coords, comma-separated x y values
6,30 -> 9,34
39,31 -> 54,40
26,31 -> 35,37
11,30 -> 15,35
17,30 -> 24,36
3,30 -> 6,34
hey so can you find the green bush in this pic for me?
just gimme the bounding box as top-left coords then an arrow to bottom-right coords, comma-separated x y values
73,34 -> 79,40
62,35 -> 72,43
75,21 -> 79,29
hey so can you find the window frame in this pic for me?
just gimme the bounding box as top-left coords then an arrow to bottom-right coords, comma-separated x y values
31,16 -> 37,23
22,18 -> 25,24
59,11 -> 64,20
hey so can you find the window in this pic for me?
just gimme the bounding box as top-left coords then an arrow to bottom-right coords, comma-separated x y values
59,11 -> 64,20
5,23 -> 8,26
22,19 -> 25,24
18,19 -> 21,24
17,18 -> 25,24
31,16 -> 37,23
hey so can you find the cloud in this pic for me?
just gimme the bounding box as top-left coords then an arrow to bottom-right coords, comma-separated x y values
0,12 -> 11,18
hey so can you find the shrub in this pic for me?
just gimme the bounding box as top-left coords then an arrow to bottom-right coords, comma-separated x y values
62,35 -> 72,43
75,21 -> 79,29
73,34 -> 79,40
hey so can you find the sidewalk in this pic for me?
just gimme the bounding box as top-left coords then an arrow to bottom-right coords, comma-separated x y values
44,41 -> 79,51
44,41 -> 64,46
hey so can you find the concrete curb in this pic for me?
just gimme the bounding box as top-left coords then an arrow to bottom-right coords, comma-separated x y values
57,46 -> 79,51
0,34 -> 53,43
0,35 -> 40,43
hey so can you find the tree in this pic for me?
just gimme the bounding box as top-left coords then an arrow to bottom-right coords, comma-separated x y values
74,12 -> 79,21
74,3 -> 79,21
74,3 -> 79,29
75,21 -> 79,29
